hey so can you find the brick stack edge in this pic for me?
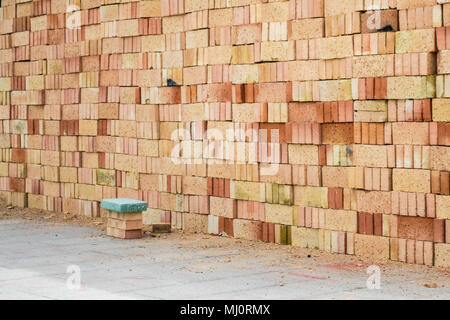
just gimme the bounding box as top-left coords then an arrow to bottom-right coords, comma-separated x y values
0,0 -> 448,267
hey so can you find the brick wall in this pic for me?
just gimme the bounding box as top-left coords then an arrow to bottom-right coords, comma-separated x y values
0,0 -> 449,267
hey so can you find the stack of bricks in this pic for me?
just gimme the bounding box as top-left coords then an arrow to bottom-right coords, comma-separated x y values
101,198 -> 147,239
0,0 -> 448,267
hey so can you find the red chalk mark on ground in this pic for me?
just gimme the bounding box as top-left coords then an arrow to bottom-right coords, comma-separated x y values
288,272 -> 334,281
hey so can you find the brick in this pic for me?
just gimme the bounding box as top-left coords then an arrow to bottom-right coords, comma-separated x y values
395,29 -> 436,53
354,234 -> 390,262
255,82 -> 291,103
233,219 -> 263,242
353,145 -> 390,168
186,29 -> 209,49
261,41 -> 295,61
107,218 -> 143,231
210,197 -> 236,219
387,76 -> 435,99
162,16 -> 184,34
436,195 -> 450,219
321,124 -> 354,144
286,61 -> 320,81
398,216 -> 434,241
265,203 -> 294,225
142,35 -> 165,52
319,80 -> 353,101
140,1 -> 161,17
392,123 -> 429,145
107,227 -> 142,239
182,176 -> 207,196
232,24 -> 261,45
232,103 -> 266,122
317,35 -> 353,59
353,55 -> 391,78
323,167 -> 364,189
438,50 -> 450,74
135,70 -> 161,87
324,209 -> 357,232
288,145 -> 319,165
432,99 -> 450,122
354,101 -> 388,122
294,186 -> 328,208
231,181 -> 265,202
289,18 -> 324,40
393,169 -> 431,193
258,2 -> 290,22
356,190 -> 392,214
435,243 -> 450,268
291,227 -> 319,249
209,8 -> 233,27
361,9 -> 398,33
100,5 -> 119,22
430,147 -> 450,171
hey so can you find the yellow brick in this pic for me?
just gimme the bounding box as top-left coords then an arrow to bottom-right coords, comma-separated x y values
289,18 -> 324,40
432,99 -> 450,122
186,29 -> 209,49
30,15 -> 47,32
260,41 -> 295,61
392,169 -> 431,193
162,15 -> 184,34
79,120 -> 97,136
231,65 -> 259,84
0,77 -> 11,91
291,227 -> 319,249
117,19 -> 139,38
294,186 -> 328,208
60,167 -> 78,183
100,4 -> 118,22
78,184 -> 97,201
436,195 -> 450,219
395,29 -> 435,53
318,36 -> 353,59
387,76 -> 435,99
353,55 -> 389,78
265,203 -> 295,225
324,209 -> 357,232
140,0 -> 161,17
184,0 -> 209,13
288,145 -> 319,165
257,2 -> 290,22
138,139 -> 159,157
26,75 -> 44,91
354,234 -> 390,262
115,154 -> 139,172
142,35 -> 165,52
209,8 -> 233,27
435,243 -> 450,268
324,0 -> 363,16
182,176 -> 208,196
320,80 -> 353,101
231,180 -> 265,202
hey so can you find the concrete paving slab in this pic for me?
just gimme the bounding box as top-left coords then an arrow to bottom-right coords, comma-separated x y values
0,219 -> 449,300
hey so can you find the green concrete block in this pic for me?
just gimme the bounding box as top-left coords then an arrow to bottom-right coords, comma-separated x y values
101,198 -> 148,213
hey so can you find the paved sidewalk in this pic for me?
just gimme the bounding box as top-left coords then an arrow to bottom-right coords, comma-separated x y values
0,218 -> 449,300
